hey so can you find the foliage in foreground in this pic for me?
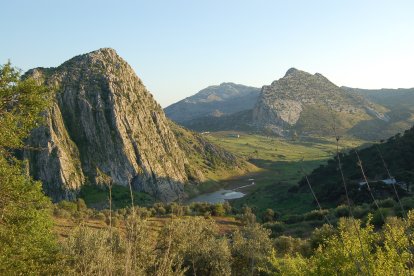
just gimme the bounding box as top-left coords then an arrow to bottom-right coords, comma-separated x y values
0,62 -> 59,274
55,211 -> 414,276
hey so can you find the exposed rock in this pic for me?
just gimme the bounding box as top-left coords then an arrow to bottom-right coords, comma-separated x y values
24,48 -> 192,202
252,68 -> 388,136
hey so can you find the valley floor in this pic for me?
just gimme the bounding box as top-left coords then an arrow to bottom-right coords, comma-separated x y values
202,131 -> 368,216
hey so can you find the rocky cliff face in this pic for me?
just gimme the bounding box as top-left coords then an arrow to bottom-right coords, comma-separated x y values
24,48 -> 195,202
252,68 -> 388,136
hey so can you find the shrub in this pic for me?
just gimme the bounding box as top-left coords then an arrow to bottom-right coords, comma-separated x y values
263,221 -> 286,236
58,200 -> 78,215
93,212 -> 106,221
231,223 -> 272,275
353,204 -> 370,218
240,206 -> 256,225
335,204 -> 350,218
76,198 -> 87,211
283,214 -> 304,224
371,208 -> 391,227
309,224 -> 336,249
212,203 -> 226,216
376,198 -> 396,208
274,235 -> 311,257
304,209 -> 329,221
262,208 -> 275,222
53,207 -> 71,219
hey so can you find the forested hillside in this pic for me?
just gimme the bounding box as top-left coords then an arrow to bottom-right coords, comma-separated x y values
297,126 -> 414,205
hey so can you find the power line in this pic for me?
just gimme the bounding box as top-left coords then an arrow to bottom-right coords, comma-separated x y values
326,104 -> 372,275
336,137 -> 371,276
355,150 -> 411,276
375,144 -> 406,218
299,158 -> 331,225
299,157 -> 366,275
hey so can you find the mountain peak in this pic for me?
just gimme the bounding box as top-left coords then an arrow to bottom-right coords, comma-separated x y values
57,48 -> 124,70
283,68 -> 314,78
285,67 -> 299,76
86,48 -> 120,59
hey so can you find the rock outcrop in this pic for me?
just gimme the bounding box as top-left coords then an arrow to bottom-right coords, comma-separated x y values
252,68 -> 388,136
24,48 -> 197,202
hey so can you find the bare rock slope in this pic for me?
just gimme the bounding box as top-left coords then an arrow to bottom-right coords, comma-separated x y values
252,68 -> 388,136
24,48 -> 248,202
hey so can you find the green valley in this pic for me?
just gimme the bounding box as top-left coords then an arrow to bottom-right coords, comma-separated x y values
203,131 -> 367,215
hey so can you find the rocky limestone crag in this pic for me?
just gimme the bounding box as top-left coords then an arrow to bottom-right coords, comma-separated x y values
24,48 -> 196,202
252,68 -> 388,136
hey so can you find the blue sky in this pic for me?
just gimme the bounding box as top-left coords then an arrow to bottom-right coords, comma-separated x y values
2,0 -> 414,106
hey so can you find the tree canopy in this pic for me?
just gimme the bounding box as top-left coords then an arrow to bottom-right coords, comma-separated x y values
0,62 -> 58,274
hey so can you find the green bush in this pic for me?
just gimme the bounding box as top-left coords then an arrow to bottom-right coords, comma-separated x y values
309,224 -> 336,249
262,208 -> 275,222
335,204 -> 350,218
274,235 -> 311,257
53,207 -> 71,219
371,208 -> 391,227
376,198 -> 396,208
58,200 -> 78,215
263,221 -> 286,236
353,204 -> 370,218
283,214 -> 304,224
93,212 -> 106,221
400,197 -> 414,210
76,198 -> 87,211
303,209 -> 329,221
212,203 -> 226,216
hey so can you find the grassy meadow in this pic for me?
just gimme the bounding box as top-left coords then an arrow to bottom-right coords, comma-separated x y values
204,131 -> 368,216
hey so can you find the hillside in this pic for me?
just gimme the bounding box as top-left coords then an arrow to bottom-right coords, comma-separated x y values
23,49 -> 251,202
252,68 -> 388,138
179,109 -> 254,132
296,126 -> 414,206
165,82 -> 260,123
169,122 -> 254,180
169,69 -> 408,139
168,69 -> 414,140
343,87 -> 414,139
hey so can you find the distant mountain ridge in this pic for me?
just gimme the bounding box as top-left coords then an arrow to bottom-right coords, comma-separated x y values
167,68 -> 414,140
165,82 -> 260,123
343,87 -> 414,139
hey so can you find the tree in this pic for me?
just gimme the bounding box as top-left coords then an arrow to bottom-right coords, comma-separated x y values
0,62 -> 51,152
63,226 -> 118,275
240,206 -> 256,225
262,208 -> 275,222
231,223 -> 272,275
124,216 -> 156,275
155,217 -> 231,275
0,62 -> 57,274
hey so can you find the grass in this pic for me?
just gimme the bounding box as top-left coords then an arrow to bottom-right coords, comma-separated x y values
204,131 -> 367,216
